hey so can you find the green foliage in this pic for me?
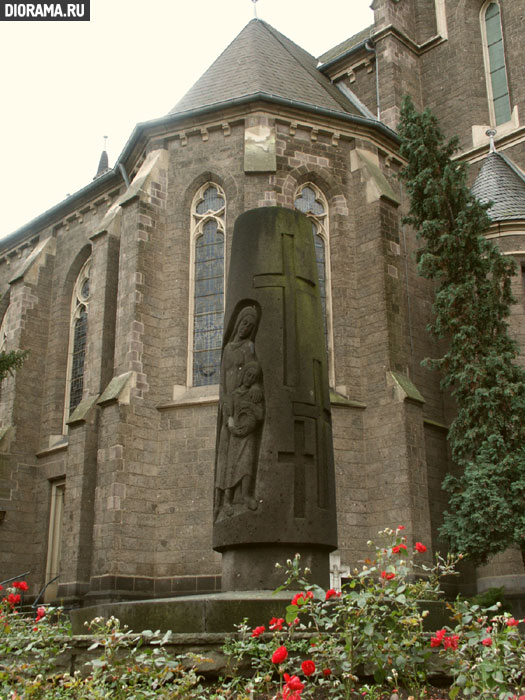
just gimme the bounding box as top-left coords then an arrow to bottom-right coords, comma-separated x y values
219,530 -> 524,699
1,541 -> 524,699
0,348 -> 28,383
467,587 -> 511,615
441,598 -> 525,699
398,95 -> 525,566
0,597 -> 206,699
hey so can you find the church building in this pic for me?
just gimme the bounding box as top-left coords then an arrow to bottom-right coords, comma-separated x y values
1,0 -> 524,606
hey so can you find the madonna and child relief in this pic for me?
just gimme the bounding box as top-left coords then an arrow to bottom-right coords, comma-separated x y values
214,304 -> 265,520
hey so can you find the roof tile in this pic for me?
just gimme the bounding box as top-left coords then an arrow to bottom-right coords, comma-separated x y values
169,19 -> 365,118
471,152 -> 525,222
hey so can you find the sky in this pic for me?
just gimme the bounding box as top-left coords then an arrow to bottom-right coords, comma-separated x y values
0,0 -> 374,238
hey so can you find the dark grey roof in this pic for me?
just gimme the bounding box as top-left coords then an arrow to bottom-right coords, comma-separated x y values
169,19 -> 366,118
94,149 -> 109,179
471,152 -> 525,222
317,25 -> 373,65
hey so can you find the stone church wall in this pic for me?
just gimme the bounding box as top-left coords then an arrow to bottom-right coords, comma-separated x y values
1,0 -> 524,604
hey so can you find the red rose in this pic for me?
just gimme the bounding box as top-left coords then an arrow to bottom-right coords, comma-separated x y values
251,625 -> 265,638
414,542 -> 427,553
325,588 -> 340,600
283,689 -> 302,700
392,544 -> 407,554
13,581 -> 28,591
6,593 -> 21,606
35,606 -> 46,622
397,525 -> 405,530
301,659 -> 316,676
430,628 -> 447,647
322,668 -> 332,677
272,645 -> 288,664
269,617 -> 284,631
381,571 -> 395,580
443,634 -> 459,650
290,591 -> 313,606
506,617 -> 519,627
482,637 -> 492,647
284,673 -> 304,691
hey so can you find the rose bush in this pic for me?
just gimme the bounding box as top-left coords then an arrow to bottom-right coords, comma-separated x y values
1,533 -> 523,699
220,528 -> 524,699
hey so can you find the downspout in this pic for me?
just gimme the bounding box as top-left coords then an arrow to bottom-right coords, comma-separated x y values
365,39 -> 381,121
118,163 -> 131,189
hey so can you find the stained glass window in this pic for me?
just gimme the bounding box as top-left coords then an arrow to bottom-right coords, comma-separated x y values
191,184 -> 225,386
65,259 -> 90,424
483,2 -> 511,125
69,307 -> 87,413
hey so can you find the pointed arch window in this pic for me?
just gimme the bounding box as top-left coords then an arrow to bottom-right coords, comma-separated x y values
294,183 -> 334,384
64,259 -> 90,424
481,1 -> 511,126
189,183 -> 225,387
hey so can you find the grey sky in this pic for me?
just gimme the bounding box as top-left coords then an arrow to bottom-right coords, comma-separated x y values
0,0 -> 374,238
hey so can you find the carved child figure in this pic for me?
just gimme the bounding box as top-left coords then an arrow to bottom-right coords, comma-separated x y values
222,360 -> 264,514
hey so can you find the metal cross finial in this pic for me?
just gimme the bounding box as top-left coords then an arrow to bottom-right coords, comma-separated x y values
486,128 -> 497,153
251,0 -> 258,18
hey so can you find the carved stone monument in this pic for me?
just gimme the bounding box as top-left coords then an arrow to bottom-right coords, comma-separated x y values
213,207 -> 338,590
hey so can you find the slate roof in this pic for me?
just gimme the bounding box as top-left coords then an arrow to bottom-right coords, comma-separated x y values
471,152 -> 525,221
169,19 -> 367,118
317,25 -> 374,65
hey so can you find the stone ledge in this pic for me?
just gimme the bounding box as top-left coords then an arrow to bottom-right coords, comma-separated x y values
157,384 -> 219,409
70,591 -> 295,635
97,371 -> 135,407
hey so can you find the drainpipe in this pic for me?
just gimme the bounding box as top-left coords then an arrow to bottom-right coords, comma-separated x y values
118,163 -> 131,189
365,39 -> 381,121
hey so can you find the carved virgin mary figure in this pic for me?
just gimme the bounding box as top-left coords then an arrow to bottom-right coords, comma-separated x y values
215,305 -> 263,518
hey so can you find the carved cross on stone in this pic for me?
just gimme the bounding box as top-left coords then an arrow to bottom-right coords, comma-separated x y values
293,360 -> 331,510
278,419 -> 315,518
213,207 -> 337,591
253,232 -> 315,386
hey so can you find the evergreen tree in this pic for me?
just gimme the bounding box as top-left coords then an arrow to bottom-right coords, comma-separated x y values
398,96 -> 525,568
0,348 -> 27,383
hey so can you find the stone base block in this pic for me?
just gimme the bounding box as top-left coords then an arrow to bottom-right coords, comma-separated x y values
70,590 -> 295,635
221,545 -> 331,590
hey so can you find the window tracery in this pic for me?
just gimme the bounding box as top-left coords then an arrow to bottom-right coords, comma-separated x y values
64,258 -> 91,424
189,183 -> 225,387
481,1 -> 511,126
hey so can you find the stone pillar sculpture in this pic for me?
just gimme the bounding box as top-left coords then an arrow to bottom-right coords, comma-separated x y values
213,207 -> 338,590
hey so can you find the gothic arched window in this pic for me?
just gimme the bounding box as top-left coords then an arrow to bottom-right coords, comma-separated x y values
294,183 -> 334,384
481,1 -> 511,126
189,183 -> 225,387
64,259 -> 90,424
